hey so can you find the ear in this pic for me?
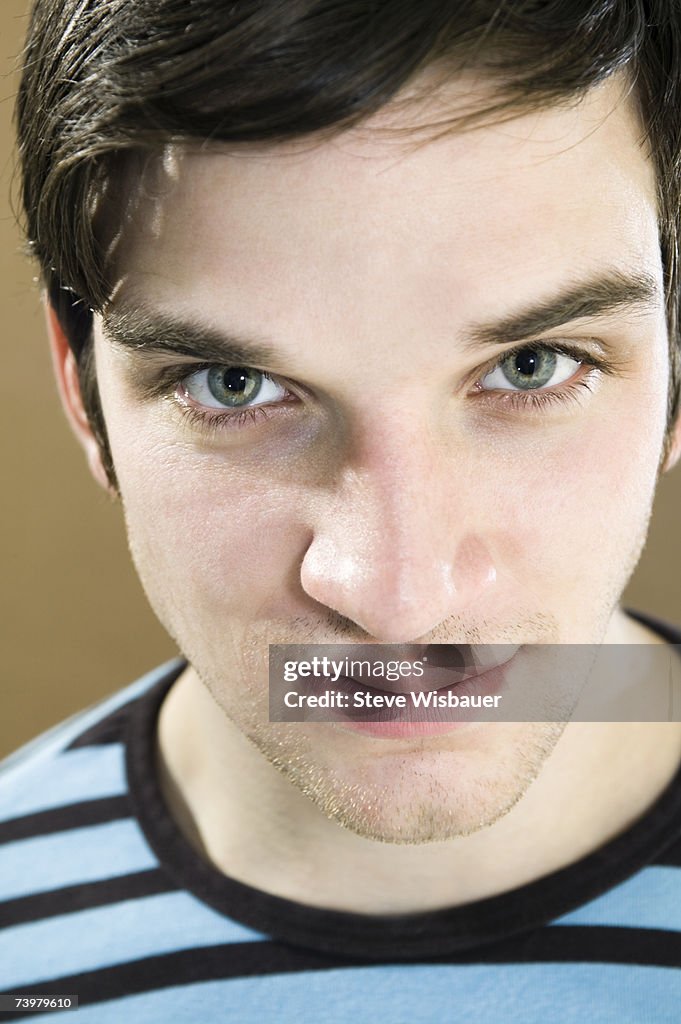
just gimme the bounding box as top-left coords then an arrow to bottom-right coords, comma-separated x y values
44,299 -> 113,492
662,413 -> 681,473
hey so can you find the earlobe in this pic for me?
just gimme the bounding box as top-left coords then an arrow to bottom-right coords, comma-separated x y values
44,299 -> 113,493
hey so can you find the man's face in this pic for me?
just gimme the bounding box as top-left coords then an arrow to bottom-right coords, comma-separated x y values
91,76 -> 670,841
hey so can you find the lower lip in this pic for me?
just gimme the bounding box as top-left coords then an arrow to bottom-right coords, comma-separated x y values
333,656 -> 516,740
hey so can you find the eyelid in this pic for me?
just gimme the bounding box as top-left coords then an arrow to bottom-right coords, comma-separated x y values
484,339 -> 599,367
478,344 -> 581,393
178,365 -> 290,411
134,358 -> 297,404
473,338 -> 616,386
468,337 -> 615,416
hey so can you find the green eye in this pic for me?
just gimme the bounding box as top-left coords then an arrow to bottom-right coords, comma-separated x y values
206,367 -> 263,406
180,365 -> 289,409
480,347 -> 581,392
500,349 -> 557,389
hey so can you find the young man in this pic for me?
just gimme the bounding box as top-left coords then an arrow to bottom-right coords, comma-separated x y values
2,0 -> 681,1018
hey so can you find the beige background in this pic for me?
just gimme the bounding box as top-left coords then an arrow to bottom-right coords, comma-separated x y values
1,1 -> 680,759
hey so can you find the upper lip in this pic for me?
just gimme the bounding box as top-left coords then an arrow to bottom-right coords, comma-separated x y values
338,643 -> 520,695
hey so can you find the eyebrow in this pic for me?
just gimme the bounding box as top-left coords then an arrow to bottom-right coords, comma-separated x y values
102,267 -> 661,367
101,307 -> 279,367
465,269 -> 660,350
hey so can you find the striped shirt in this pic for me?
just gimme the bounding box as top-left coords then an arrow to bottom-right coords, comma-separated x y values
1,614 -> 681,1022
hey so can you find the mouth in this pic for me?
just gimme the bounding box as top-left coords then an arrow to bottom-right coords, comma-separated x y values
324,645 -> 520,740
271,641 -> 603,739
269,642 -> 524,740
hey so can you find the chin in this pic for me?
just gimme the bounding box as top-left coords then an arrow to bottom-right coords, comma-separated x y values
254,720 -> 566,845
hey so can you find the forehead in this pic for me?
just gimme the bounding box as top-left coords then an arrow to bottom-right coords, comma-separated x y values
111,75 -> 660,334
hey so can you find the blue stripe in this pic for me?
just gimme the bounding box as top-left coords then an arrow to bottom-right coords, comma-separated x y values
21,963 -> 681,1024
1,891 -> 265,989
0,820 -> 158,901
0,746 -> 126,823
554,866 -> 681,931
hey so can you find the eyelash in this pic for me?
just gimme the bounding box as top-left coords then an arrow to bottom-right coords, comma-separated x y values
146,362 -> 296,436
178,400 -> 284,436
158,341 -> 614,434
479,375 -> 596,412
474,340 -> 614,413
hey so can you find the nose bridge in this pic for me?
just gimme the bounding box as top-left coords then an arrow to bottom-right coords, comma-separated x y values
334,465 -> 438,601
299,418 -> 496,641
352,424 -> 449,561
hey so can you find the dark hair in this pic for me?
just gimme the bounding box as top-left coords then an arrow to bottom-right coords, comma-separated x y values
16,1 -> 681,486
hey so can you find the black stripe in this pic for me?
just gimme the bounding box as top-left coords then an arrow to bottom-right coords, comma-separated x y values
0,942 -> 362,1013
0,796 -> 131,844
655,840 -> 681,867
65,662 -> 185,751
1,925 -> 679,1013
0,869 -> 176,928
486,923 -> 681,969
66,705 -> 132,750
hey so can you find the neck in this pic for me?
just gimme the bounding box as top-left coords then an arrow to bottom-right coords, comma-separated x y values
156,612 -> 681,915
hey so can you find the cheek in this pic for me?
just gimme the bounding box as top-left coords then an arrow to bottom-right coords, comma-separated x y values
483,377 -> 666,605
114,435 -> 313,634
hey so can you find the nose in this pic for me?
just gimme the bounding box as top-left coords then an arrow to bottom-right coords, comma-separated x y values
299,422 -> 497,641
